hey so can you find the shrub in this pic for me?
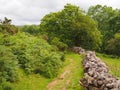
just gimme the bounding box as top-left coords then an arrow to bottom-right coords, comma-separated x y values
0,45 -> 18,82
33,51 -> 64,78
51,37 -> 68,51
6,32 -> 65,77
0,80 -> 13,90
106,33 -> 120,56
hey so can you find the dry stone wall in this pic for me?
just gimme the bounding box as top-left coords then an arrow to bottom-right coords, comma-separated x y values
71,47 -> 85,54
80,51 -> 120,90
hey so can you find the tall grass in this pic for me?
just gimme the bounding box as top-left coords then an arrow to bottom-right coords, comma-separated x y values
97,53 -> 120,78
50,52 -> 84,90
12,69 -> 52,90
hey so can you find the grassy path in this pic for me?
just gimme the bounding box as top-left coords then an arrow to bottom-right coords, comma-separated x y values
12,69 -> 52,90
46,53 -> 84,90
10,52 -> 120,90
11,52 -> 84,90
12,52 -> 120,90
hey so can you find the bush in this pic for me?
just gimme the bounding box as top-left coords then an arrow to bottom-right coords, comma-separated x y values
0,80 -> 13,90
106,33 -> 120,56
51,37 -> 68,51
0,30 -> 65,78
0,45 -> 18,82
33,51 -> 64,78
5,32 -> 65,77
20,25 -> 40,35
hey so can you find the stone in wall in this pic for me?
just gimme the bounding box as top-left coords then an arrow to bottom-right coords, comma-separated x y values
71,47 -> 85,54
80,51 -> 120,90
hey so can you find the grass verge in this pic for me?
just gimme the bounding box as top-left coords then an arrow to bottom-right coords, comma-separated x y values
97,53 -> 120,78
47,52 -> 84,90
12,69 -> 52,90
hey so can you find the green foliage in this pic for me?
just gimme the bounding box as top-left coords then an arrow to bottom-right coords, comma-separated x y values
12,71 -> 52,90
0,20 -> 65,87
0,45 -> 18,82
0,20 -> 19,88
104,13 -> 120,56
33,52 -> 64,78
0,17 -> 18,34
48,52 -> 84,90
20,25 -> 40,35
106,33 -> 120,56
109,13 -> 120,34
97,53 -> 120,78
1,3 -> 120,89
40,4 -> 101,50
87,5 -> 119,52
88,4 -> 117,32
0,81 -> 13,90
51,37 -> 68,51
1,32 -> 65,78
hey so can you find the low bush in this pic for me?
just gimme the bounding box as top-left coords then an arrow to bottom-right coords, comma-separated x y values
2,32 -> 65,77
0,45 -> 19,82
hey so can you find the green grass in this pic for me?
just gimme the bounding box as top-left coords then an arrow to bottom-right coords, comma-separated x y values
10,52 -> 120,90
48,52 -> 84,90
65,52 -> 84,90
10,52 -> 84,90
97,53 -> 120,78
12,69 -> 52,90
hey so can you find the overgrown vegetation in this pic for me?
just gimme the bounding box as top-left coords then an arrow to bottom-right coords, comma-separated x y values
0,17 -> 65,89
0,3 -> 120,90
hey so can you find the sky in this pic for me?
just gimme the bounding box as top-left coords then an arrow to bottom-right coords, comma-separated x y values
0,0 -> 119,25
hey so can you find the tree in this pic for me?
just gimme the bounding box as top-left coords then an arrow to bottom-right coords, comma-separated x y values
20,25 -> 40,35
88,5 -> 117,33
0,17 -> 18,34
88,5 -> 118,52
40,4 -> 101,50
106,33 -> 120,56
109,13 -> 120,34
6,32 -> 65,77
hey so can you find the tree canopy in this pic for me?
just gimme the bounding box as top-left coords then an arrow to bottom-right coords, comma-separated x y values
87,4 -> 117,33
40,4 -> 101,50
87,5 -> 120,52
0,17 -> 18,34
